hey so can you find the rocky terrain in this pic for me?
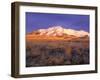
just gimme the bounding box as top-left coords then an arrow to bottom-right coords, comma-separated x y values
26,26 -> 89,67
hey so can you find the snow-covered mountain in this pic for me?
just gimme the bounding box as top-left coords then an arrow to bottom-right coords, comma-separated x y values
36,26 -> 89,37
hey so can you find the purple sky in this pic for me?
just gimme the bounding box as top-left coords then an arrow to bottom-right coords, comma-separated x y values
26,12 -> 89,33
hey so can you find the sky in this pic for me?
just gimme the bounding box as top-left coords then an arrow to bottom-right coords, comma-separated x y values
26,12 -> 89,33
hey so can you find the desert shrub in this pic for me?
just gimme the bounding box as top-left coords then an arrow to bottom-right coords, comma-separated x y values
81,48 -> 89,64
26,56 -> 33,67
26,47 -> 31,57
47,56 -> 64,65
64,46 -> 72,61
70,47 -> 89,64
48,48 -> 65,57
71,48 -> 82,64
30,48 -> 41,57
76,48 -> 82,55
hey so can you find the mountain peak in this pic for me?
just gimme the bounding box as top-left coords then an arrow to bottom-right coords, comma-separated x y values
48,26 -> 63,30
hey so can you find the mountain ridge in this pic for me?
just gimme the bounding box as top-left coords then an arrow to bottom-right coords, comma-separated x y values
27,26 -> 89,37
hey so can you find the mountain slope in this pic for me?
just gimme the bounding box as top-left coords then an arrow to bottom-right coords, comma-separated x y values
26,26 -> 89,41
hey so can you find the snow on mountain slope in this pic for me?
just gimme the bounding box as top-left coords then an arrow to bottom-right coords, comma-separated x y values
37,26 -> 89,37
